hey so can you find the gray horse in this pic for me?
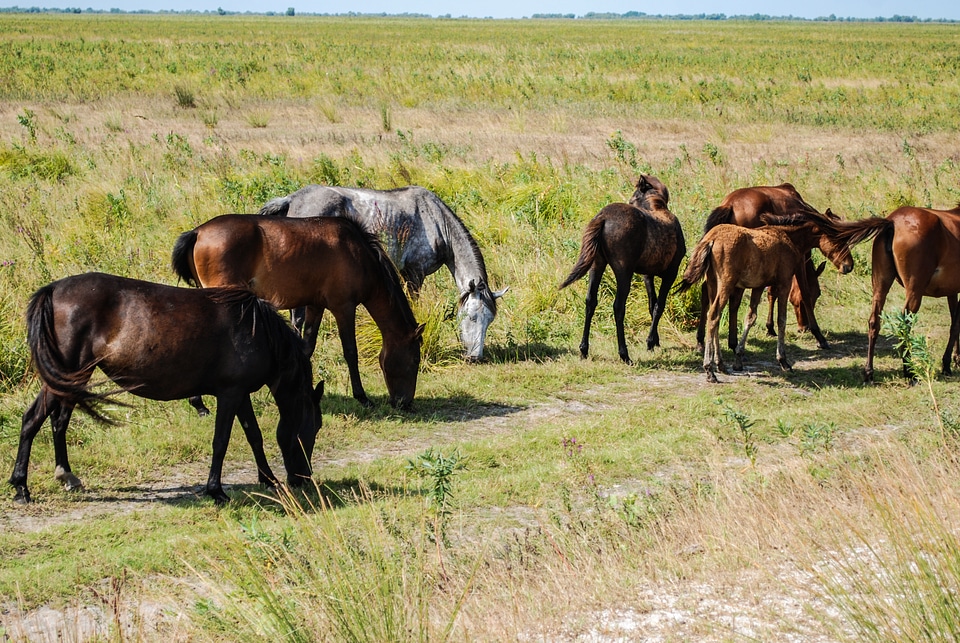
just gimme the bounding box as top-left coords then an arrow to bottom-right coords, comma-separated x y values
260,185 -> 507,361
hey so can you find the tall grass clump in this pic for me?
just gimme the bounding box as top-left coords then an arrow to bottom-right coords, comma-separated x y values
191,486 -> 472,642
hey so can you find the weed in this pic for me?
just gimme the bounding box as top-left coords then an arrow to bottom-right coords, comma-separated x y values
17,109 -> 37,143
718,401 -> 758,469
174,84 -> 196,108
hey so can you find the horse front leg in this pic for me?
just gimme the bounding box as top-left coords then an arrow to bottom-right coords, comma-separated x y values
774,287 -> 792,372
735,289 -> 764,371
579,264 -> 605,359
726,287 -> 745,352
207,394 -> 241,505
645,272 -> 674,351
765,286 -> 777,337
9,387 -> 57,503
613,270 -> 634,365
696,286 -> 708,354
235,394 -> 279,488
332,308 -> 373,408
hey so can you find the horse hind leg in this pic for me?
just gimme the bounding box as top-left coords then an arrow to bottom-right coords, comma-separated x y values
644,273 -> 673,351
579,265 -> 605,359
726,287 -> 745,352
612,269 -> 634,364
51,401 -> 83,492
945,294 -> 960,376
774,288 -> 792,372
10,387 -> 59,503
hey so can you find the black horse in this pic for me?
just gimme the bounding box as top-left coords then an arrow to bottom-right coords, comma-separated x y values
559,175 -> 686,364
10,272 -> 324,505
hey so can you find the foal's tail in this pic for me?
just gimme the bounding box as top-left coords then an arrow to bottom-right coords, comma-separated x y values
703,205 -> 734,232
26,285 -> 116,423
675,239 -> 714,294
559,217 -> 604,290
171,229 -> 200,287
258,195 -> 291,217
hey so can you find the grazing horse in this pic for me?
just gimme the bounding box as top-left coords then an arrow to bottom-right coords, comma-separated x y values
677,213 -> 853,382
260,185 -> 507,361
172,215 -> 424,409
10,273 -> 323,505
559,175 -> 685,364
698,183 -> 840,352
824,205 -> 960,381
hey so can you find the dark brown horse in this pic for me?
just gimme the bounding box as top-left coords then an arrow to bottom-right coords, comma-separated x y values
824,205 -> 960,381
172,215 -> 424,409
678,213 -> 853,382
699,183 -> 843,351
559,175 -> 685,364
10,273 -> 323,505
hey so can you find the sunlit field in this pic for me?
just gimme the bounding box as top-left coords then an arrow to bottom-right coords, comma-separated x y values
2,14 -> 960,640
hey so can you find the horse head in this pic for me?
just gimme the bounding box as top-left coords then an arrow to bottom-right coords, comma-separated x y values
629,174 -> 669,210
459,279 -> 508,362
809,209 -> 854,275
380,323 -> 425,410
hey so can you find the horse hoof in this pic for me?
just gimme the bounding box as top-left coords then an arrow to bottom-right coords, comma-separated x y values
765,326 -> 776,337
55,467 -> 83,492
705,371 -> 719,384
207,490 -> 230,506
817,341 -> 830,350
733,361 -> 744,372
779,360 -> 793,371
620,356 -> 633,366
13,488 -> 30,504
357,396 -> 375,409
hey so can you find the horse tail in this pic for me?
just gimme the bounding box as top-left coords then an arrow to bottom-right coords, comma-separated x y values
258,195 -> 291,217
25,284 -> 117,423
171,229 -> 200,287
831,216 -> 894,250
675,239 -> 713,294
704,205 -> 734,232
559,217 -> 604,290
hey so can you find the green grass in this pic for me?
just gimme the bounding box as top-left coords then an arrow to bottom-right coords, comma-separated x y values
2,14 -> 960,640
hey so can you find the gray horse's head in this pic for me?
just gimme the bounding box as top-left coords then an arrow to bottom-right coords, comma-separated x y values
458,279 -> 508,362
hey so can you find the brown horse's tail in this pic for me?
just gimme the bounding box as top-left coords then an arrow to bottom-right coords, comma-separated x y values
559,217 -> 604,290
704,205 -> 734,232
830,216 -> 895,250
25,285 -> 118,423
171,229 -> 201,287
675,238 -> 713,294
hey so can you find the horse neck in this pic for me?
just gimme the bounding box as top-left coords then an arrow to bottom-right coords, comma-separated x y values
779,225 -> 820,253
437,206 -> 488,290
364,283 -> 418,345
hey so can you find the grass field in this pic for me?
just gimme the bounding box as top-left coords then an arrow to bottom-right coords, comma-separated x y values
2,14 -> 960,640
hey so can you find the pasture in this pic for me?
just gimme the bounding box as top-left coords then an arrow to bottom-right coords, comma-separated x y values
2,14 -> 960,640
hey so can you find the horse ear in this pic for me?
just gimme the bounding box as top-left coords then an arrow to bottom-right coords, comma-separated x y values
815,262 -> 826,276
313,380 -> 324,403
415,323 -> 426,339
493,286 -> 509,299
467,279 -> 476,293
637,175 -> 650,191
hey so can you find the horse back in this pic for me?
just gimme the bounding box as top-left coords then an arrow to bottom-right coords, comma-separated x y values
717,184 -> 818,228
598,203 -> 684,275
40,273 -> 271,401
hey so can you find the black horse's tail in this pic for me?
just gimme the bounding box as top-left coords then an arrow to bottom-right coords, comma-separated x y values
171,229 -> 200,287
675,239 -> 714,294
258,195 -> 291,217
703,205 -> 734,232
25,285 -> 117,423
559,217 -> 604,290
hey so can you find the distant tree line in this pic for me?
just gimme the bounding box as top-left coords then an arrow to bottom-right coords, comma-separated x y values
0,6 -> 954,22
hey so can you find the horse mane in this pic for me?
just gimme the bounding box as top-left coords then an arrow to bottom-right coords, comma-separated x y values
207,286 -> 313,382
339,217 -> 420,330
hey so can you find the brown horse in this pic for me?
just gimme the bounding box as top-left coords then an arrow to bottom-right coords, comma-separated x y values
172,215 -> 423,409
10,273 -> 323,505
678,213 -> 853,382
824,205 -> 960,381
559,175 -> 685,364
699,183 -> 842,352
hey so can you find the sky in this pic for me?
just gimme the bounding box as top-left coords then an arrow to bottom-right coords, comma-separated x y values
18,0 -> 960,20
